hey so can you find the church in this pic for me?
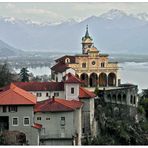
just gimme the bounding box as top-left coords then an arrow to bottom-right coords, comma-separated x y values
51,26 -> 120,89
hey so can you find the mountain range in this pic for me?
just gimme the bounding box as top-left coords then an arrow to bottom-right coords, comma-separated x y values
1,9 -> 148,54
0,40 -> 23,57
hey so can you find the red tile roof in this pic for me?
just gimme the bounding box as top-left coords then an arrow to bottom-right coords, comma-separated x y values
55,55 -> 76,63
64,73 -> 82,84
51,62 -> 70,73
79,87 -> 96,99
32,123 -> 42,129
0,83 -> 36,105
35,98 -> 83,112
8,82 -> 64,92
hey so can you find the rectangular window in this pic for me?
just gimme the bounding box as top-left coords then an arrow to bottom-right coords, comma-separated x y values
101,62 -> 105,68
37,117 -> 41,120
24,117 -> 30,126
82,63 -> 86,68
12,117 -> 19,126
37,93 -> 42,97
9,106 -> 17,112
82,128 -> 85,133
60,117 -> 65,126
71,88 -> 74,94
54,92 -> 59,97
3,106 -> 7,112
46,117 -> 50,120
46,93 -> 49,97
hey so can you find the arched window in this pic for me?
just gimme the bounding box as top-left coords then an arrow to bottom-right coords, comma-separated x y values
65,58 -> 70,63
112,94 -> 116,102
108,73 -> 116,86
107,94 -> 111,102
123,94 -> 126,103
80,73 -> 88,87
130,95 -> 133,104
133,96 -> 136,104
99,73 -> 107,87
117,94 -> 122,102
90,73 -> 98,87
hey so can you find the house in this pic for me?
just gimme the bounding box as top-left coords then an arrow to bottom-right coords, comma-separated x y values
0,83 -> 41,145
0,73 -> 97,143
34,97 -> 83,145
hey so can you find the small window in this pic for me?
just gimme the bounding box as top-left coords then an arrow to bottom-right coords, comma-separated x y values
37,93 -> 42,97
46,93 -> 49,97
133,96 -> 136,104
37,117 -> 41,120
3,106 -> 7,112
12,117 -> 19,126
9,106 -> 17,112
65,58 -> 70,63
130,95 -> 133,104
82,128 -> 85,133
46,117 -> 50,120
101,62 -> 105,67
82,63 -> 86,68
71,88 -> 74,94
24,117 -> 30,126
61,117 -> 65,126
54,92 -> 59,97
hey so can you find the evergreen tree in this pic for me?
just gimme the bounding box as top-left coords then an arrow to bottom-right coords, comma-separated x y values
0,62 -> 17,87
20,67 -> 29,82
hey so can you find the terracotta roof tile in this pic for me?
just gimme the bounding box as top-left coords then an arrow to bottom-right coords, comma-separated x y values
64,73 -> 82,83
0,83 -> 36,105
11,82 -> 64,91
35,98 -> 83,112
79,87 -> 96,99
55,55 -> 76,63
51,62 -> 69,73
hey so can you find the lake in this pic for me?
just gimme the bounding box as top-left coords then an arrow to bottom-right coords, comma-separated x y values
14,62 -> 148,93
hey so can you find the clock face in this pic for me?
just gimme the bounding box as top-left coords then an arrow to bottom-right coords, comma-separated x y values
92,61 -> 96,65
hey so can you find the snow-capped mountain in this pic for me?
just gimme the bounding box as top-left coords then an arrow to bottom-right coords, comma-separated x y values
100,9 -> 128,20
0,9 -> 148,54
136,13 -> 148,21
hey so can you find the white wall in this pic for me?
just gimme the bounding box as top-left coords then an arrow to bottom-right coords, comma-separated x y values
29,91 -> 65,102
65,84 -> 79,100
35,108 -> 82,145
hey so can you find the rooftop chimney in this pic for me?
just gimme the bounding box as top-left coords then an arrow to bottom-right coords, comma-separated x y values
52,96 -> 55,102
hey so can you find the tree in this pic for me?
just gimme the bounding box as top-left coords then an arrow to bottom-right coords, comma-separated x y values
0,62 -> 18,87
19,68 -> 29,82
94,86 -> 99,96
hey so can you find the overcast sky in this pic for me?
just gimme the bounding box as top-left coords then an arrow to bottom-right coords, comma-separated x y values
1,3 -> 148,23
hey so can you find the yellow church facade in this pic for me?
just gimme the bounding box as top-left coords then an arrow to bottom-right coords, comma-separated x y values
51,26 -> 120,88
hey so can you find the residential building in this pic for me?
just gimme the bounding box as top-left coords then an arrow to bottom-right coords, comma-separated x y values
0,84 -> 41,145
34,98 -> 83,145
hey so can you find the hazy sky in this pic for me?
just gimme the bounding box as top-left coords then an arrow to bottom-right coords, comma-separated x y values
1,2 -> 148,23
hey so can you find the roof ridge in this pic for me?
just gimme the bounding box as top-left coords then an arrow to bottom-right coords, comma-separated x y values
11,83 -> 36,104
55,99 -> 76,110
80,87 -> 95,97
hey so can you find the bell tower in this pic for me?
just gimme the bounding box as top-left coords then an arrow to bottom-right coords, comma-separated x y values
82,25 -> 94,54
